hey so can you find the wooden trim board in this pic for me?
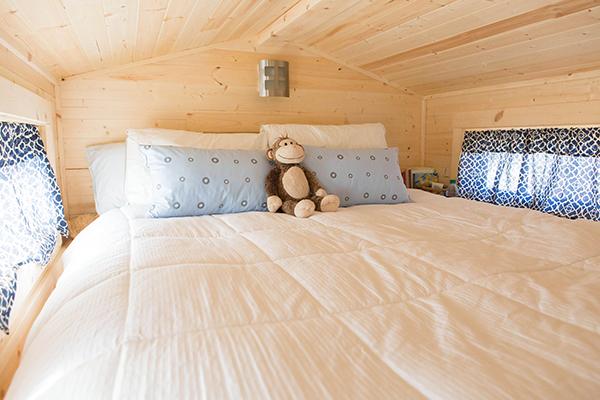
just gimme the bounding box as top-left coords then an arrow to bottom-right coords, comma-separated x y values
0,37 -> 58,85
0,240 -> 68,398
0,112 -> 48,126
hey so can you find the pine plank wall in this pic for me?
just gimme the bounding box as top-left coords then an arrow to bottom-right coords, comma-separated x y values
0,42 -> 60,185
2,41 -> 600,217
424,70 -> 600,183
58,44 -> 422,216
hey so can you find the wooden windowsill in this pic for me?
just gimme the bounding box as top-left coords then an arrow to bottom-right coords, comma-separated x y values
0,239 -> 69,398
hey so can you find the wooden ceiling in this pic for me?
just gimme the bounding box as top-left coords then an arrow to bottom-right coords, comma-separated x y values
1,0 -> 600,94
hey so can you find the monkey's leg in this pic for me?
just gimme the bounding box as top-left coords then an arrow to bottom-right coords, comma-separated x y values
310,195 -> 324,211
281,200 -> 299,215
312,194 -> 340,212
283,199 -> 315,218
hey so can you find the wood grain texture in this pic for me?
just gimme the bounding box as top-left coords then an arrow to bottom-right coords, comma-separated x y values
361,0 -> 600,70
0,73 -> 61,181
423,70 -> 600,182
2,0 -> 600,94
0,65 -> 65,393
0,0 -> 301,78
0,241 -> 66,399
264,0 -> 600,93
59,43 -> 422,215
0,41 -> 55,101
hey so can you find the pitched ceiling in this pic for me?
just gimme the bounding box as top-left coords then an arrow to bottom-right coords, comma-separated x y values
1,0 -> 600,94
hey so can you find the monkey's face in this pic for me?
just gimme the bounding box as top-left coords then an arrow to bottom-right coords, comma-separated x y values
268,137 -> 305,164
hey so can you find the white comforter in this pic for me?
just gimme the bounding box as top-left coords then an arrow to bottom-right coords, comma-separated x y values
8,190 -> 600,399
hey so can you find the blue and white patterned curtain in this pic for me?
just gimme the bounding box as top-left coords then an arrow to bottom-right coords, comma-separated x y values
457,127 -> 599,221
1,122 -> 68,333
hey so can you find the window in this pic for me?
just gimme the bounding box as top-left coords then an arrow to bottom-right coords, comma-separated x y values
457,127 -> 599,221
0,122 -> 68,333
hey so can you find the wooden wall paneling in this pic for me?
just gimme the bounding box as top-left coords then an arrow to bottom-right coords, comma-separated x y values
0,42 -> 55,100
0,242 -> 66,398
217,38 -> 415,93
221,1 -> 299,44
61,118 -> 187,169
420,99 -> 426,166
414,59 -> 600,96
0,76 -> 63,216
275,0 -> 380,45
0,35 -> 65,214
1,0 -> 599,94
104,0 -> 139,66
349,0 -> 504,68
54,84 -> 69,218
0,75 -> 54,129
152,0 -> 197,57
267,0 -> 600,95
255,0 -> 352,45
423,70 -> 600,182
60,0 -> 112,68
425,71 -> 600,116
0,1 -> 66,78
391,27 -> 600,93
361,0 -> 591,70
134,0 -> 170,60
383,15 -> 600,81
59,44 -> 422,215
308,0 -> 459,53
65,169 -> 95,215
283,41 -> 412,93
208,0 -> 285,44
0,61 -> 65,394
170,1 -> 224,51
0,0 -> 91,77
370,7 -> 600,80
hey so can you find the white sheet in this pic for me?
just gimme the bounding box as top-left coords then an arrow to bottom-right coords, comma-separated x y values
8,190 -> 600,399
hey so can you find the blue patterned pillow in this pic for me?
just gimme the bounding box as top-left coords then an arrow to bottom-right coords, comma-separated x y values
141,145 -> 270,217
303,146 -> 409,207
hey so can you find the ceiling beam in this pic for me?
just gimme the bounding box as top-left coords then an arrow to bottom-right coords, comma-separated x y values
62,39 -> 245,81
424,67 -> 600,100
0,36 -> 58,85
361,0 -> 600,71
286,41 -> 416,95
254,0 -> 327,46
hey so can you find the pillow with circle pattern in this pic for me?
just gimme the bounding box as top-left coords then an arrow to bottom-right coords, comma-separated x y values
141,145 -> 270,217
302,146 -> 410,207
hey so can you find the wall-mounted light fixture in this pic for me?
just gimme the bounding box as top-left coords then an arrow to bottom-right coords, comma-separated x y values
258,59 -> 289,97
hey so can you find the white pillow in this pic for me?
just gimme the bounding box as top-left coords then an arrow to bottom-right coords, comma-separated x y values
86,142 -> 127,214
261,123 -> 388,149
125,128 -> 268,206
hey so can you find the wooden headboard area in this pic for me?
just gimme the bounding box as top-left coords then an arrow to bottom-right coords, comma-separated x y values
58,42 -> 423,217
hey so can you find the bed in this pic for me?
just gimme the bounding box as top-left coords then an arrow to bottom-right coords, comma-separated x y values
7,189 -> 600,399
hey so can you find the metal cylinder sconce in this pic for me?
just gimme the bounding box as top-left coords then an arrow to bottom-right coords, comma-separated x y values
258,59 -> 289,97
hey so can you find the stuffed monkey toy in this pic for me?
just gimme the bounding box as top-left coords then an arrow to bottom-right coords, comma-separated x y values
265,136 -> 340,218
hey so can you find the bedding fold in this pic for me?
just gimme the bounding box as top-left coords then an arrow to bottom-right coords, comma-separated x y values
8,190 -> 600,399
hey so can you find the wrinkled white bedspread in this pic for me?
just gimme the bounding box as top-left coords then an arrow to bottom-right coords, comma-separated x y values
8,190 -> 600,399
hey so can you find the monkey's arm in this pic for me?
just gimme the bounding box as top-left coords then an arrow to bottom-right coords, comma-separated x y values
265,168 -> 279,197
304,167 -> 327,196
265,168 -> 282,212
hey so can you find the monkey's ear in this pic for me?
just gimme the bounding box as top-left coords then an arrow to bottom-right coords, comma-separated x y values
266,148 -> 275,161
